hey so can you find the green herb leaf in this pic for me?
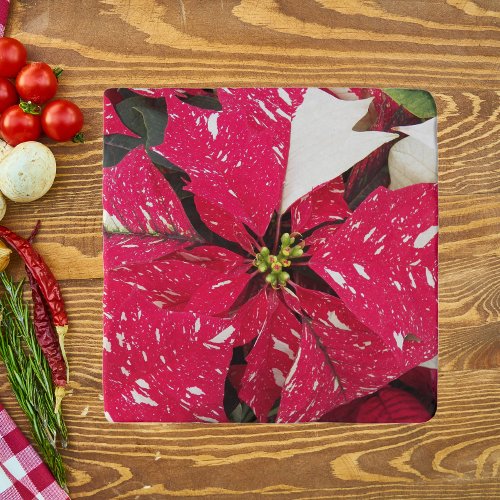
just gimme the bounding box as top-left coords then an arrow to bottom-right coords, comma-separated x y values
0,273 -> 68,490
384,89 -> 437,119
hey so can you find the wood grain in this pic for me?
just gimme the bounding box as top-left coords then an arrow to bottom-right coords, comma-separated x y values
1,0 -> 499,498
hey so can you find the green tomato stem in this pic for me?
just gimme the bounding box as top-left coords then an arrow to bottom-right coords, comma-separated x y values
72,132 -> 85,143
52,67 -> 63,80
19,100 -> 41,115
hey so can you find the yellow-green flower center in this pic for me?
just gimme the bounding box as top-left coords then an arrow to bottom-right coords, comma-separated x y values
253,233 -> 304,288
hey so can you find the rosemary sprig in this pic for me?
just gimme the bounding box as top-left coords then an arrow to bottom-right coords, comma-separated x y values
0,273 -> 68,490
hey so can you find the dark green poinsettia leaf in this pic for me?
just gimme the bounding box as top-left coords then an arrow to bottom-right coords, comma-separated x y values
112,93 -> 180,172
158,168 -> 191,200
117,88 -> 138,100
229,403 -> 243,422
133,104 -> 169,148
348,163 -> 390,210
103,134 -> 143,167
384,89 -> 437,119
130,102 -> 181,170
147,148 -> 182,172
177,94 -> 222,111
229,402 -> 257,423
115,95 -> 167,138
267,398 -> 281,422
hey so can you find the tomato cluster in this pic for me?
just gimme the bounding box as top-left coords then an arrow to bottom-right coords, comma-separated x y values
0,37 -> 84,146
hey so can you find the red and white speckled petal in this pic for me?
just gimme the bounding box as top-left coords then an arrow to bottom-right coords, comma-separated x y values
104,234 -> 189,269
103,300 -> 235,422
103,93 -> 141,138
153,88 -> 306,236
231,287 -> 274,346
239,299 -> 301,421
104,259 -> 221,320
277,286 -> 428,422
187,266 -> 254,316
277,322 -> 341,423
290,176 -> 351,234
309,183 -> 438,355
194,196 -> 257,254
304,224 -> 342,257
168,245 -> 248,273
103,146 -> 197,238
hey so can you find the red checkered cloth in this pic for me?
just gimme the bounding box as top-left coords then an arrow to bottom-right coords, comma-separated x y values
0,0 -> 9,37
0,403 -> 69,500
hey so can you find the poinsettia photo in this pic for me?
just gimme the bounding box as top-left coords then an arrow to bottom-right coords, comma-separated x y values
102,87 -> 438,424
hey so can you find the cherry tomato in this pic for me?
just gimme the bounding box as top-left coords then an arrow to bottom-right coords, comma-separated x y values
15,62 -> 58,104
0,38 -> 27,78
0,105 -> 41,146
41,99 -> 84,142
0,77 -> 18,114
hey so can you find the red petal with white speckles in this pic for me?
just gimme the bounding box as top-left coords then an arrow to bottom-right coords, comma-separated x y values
103,92 -> 141,138
238,297 -> 301,421
231,287 -> 273,346
278,286 -> 426,422
277,321 -> 341,423
187,266 -> 254,315
105,243 -> 248,318
304,224 -> 342,257
104,259 -> 220,319
104,233 -> 188,269
309,184 -> 438,356
103,146 -> 198,239
290,176 -> 351,234
103,300 -> 235,422
168,245 -> 248,273
194,196 -> 257,254
153,88 -> 306,236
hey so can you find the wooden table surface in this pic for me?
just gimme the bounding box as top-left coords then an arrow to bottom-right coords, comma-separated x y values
1,1 -> 499,498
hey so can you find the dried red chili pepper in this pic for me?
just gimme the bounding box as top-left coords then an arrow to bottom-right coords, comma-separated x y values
27,269 -> 67,410
25,222 -> 67,412
0,225 -> 69,380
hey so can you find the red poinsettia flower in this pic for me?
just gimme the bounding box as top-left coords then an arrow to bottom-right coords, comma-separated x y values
102,88 -> 438,423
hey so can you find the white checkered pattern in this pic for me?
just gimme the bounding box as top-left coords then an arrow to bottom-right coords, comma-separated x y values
0,404 -> 69,499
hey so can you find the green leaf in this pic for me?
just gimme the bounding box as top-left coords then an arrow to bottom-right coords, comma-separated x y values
147,148 -> 183,172
384,89 -> 437,119
103,134 -> 143,167
112,94 -> 177,171
117,88 -> 139,100
229,402 -> 257,423
133,104 -> 168,148
177,93 -> 222,111
348,163 -> 390,211
229,403 -> 243,422
115,95 -> 167,138
0,273 -> 68,488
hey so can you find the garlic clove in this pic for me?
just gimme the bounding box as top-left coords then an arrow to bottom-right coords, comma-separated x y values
0,241 -> 12,272
0,192 -> 6,222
